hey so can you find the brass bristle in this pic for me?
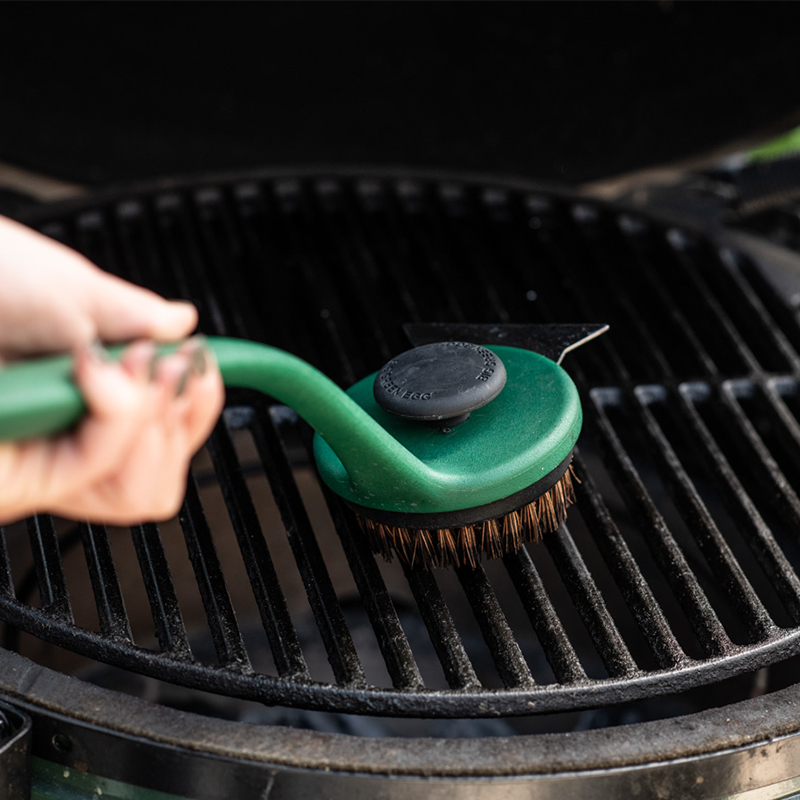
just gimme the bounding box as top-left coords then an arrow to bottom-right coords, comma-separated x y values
360,463 -> 578,570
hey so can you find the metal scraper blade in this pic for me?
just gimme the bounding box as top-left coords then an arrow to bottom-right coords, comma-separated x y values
402,323 -> 609,365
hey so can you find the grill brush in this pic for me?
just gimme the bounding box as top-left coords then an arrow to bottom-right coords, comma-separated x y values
0,324 -> 606,569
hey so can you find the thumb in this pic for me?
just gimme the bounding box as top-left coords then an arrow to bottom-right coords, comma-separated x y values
87,270 -> 198,343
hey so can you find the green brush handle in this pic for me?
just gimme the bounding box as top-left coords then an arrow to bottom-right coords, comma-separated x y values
0,336 -> 442,504
0,337 -> 582,516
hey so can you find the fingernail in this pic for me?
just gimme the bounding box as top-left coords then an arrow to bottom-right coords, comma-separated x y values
185,333 -> 207,348
175,365 -> 191,397
190,345 -> 207,376
148,353 -> 160,382
185,335 -> 208,376
87,340 -> 110,363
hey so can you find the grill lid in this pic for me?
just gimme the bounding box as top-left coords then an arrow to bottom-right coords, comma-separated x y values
3,170 -> 800,718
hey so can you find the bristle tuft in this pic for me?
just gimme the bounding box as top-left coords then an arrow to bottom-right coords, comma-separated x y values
360,461 -> 578,569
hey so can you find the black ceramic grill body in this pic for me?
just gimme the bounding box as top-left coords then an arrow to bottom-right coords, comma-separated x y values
4,169 -> 800,797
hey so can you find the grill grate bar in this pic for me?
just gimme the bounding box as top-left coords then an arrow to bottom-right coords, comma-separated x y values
324,490 -> 425,691
616,218 -> 720,379
635,388 -> 778,641
313,183 -> 395,365
206,420 -> 309,679
319,184 -> 529,692
737,243 -> 800,340
180,477 -> 251,669
455,565 -> 535,688
481,193 -> 558,328
433,186 -> 512,323
112,202 -> 150,287
130,523 -> 191,658
544,523 -> 639,678
464,190 -> 550,326
392,184 -> 467,324
719,250 -> 800,372
590,389 -> 732,655
761,381 -> 800,525
184,190 -> 250,339
721,382 -> 800,541
665,233 -> 764,375
476,200 -> 604,391
342,182 -> 430,359
502,548 -> 588,683
26,517 -> 72,624
402,566 -> 482,690
152,193 -> 230,337
79,524 -> 132,643
251,405 -> 367,687
193,188 -> 269,343
14,174 -> 800,717
525,198 -> 633,385
0,530 -> 14,599
678,384 -> 800,625
75,211 -> 120,277
231,184 -> 320,362
273,182 -> 360,386
570,207 -> 676,383
269,184 -> 436,691
351,182 -> 425,327
304,178 -> 476,688
572,454 -> 687,668
387,182 -> 468,324
278,185 -> 428,690
114,201 -> 185,306
402,183 -> 488,322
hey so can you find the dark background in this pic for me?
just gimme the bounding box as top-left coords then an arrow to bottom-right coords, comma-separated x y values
1,3 -> 800,186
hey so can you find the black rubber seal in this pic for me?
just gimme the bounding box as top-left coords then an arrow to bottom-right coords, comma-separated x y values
346,449 -> 574,529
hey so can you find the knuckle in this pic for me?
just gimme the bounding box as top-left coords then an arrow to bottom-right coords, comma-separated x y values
158,494 -> 183,521
152,480 -> 186,521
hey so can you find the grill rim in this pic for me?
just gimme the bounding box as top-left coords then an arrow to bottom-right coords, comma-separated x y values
12,165 -> 588,228
2,646 -> 800,790
5,572 -> 800,718
7,166 -> 800,718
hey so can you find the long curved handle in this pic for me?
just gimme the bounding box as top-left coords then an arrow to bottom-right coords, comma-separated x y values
0,337 -> 441,503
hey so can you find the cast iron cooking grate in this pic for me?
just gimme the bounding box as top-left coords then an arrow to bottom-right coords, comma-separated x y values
3,172 -> 800,717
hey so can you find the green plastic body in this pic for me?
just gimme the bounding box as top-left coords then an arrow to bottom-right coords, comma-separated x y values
314,346 -> 580,513
0,337 -> 581,515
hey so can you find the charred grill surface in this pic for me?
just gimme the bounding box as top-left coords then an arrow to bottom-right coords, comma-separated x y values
2,172 -> 800,718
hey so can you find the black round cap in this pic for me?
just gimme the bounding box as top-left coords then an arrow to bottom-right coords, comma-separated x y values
374,342 -> 507,423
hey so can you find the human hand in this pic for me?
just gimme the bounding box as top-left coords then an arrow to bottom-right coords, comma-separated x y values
0,216 -> 225,525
